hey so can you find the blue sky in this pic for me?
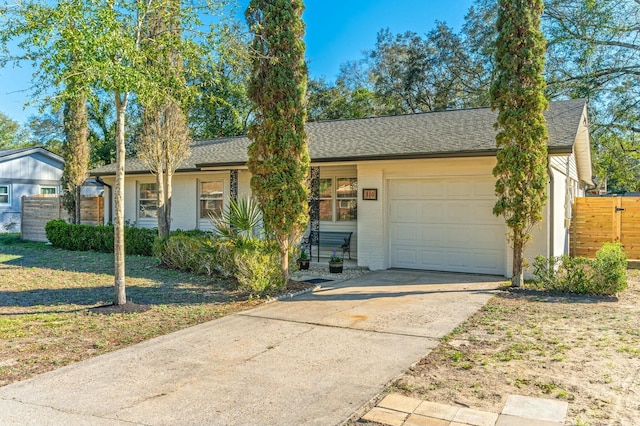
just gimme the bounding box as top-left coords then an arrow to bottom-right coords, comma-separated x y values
0,0 -> 474,125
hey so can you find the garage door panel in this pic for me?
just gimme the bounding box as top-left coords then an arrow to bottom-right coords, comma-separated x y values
446,181 -> 473,197
471,180 -> 497,197
389,178 -> 505,275
393,225 -> 419,245
390,202 -> 421,222
391,200 -> 446,222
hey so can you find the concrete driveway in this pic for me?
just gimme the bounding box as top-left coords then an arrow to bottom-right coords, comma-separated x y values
0,270 -> 504,426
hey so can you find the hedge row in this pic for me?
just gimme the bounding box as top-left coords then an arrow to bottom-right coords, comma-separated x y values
45,220 -> 156,256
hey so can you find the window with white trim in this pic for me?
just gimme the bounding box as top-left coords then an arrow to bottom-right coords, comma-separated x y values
40,186 -> 57,195
138,183 -> 158,218
319,177 -> 357,222
199,181 -> 223,218
0,185 -> 9,204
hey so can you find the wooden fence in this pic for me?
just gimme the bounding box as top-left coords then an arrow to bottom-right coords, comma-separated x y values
571,197 -> 640,259
21,195 -> 104,242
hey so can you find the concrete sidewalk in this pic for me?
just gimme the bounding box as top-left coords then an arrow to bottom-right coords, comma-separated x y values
0,270 -> 503,426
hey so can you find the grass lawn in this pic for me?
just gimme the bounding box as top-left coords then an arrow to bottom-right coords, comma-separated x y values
0,233 -> 284,387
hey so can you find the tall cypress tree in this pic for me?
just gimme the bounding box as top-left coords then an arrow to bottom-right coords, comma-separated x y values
491,0 -> 549,287
245,0 -> 310,283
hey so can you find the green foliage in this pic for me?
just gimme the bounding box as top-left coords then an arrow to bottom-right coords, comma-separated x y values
153,198 -> 284,296
210,197 -> 263,242
45,220 -> 155,256
593,242 -> 628,293
153,234 -> 217,275
233,239 -> 284,296
491,0 -> 549,285
306,78 -> 380,121
532,243 -> 628,295
246,0 -> 310,281
0,112 -> 31,149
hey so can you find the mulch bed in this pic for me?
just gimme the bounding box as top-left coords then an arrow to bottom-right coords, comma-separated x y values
88,302 -> 152,315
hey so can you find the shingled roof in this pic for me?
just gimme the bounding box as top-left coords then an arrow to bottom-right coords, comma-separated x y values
90,98 -> 588,176
0,147 -> 64,163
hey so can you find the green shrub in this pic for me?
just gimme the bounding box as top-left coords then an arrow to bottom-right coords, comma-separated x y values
532,242 -> 627,295
153,234 -> 217,275
151,198 -> 283,296
233,239 -> 284,296
45,220 -> 155,256
593,242 -> 628,295
559,255 -> 595,294
123,227 -> 156,256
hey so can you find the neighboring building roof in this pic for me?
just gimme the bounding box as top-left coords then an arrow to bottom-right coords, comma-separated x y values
90,99 -> 591,182
0,147 -> 64,165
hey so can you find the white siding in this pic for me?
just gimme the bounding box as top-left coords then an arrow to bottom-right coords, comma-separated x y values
116,172 -> 231,230
0,151 -> 63,232
357,164 -> 386,269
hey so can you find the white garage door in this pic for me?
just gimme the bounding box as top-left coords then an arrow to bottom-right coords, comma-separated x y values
389,178 -> 506,275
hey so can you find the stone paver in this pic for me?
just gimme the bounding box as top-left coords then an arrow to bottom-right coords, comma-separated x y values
452,407 -> 499,426
415,400 -> 459,420
495,414 -> 565,426
362,407 -> 409,426
378,394 -> 422,414
501,395 -> 568,423
360,393 -> 569,426
404,413 -> 450,426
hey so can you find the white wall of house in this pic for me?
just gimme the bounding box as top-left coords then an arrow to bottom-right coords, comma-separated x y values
104,171 -> 232,230
100,153 -> 583,279
514,153 -> 581,278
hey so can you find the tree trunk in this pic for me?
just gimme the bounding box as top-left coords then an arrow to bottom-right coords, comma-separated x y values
512,236 -> 524,288
156,167 -> 168,237
113,91 -> 128,305
62,91 -> 89,223
164,167 -> 172,235
75,185 -> 81,224
280,238 -> 289,284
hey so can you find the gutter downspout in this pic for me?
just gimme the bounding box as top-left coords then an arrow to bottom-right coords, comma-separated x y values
548,165 -> 554,258
95,176 -> 113,225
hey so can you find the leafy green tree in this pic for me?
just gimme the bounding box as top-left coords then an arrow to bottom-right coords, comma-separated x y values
246,0 -> 310,283
137,0 -> 193,237
4,0 -> 190,305
87,96 -> 117,167
138,100 -> 191,236
188,22 -> 253,139
306,78 -> 378,122
62,89 -> 90,224
26,111 -> 65,154
0,112 -> 29,149
491,0 -> 549,287
544,0 -> 640,192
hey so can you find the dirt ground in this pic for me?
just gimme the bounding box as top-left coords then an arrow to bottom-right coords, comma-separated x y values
380,270 -> 640,426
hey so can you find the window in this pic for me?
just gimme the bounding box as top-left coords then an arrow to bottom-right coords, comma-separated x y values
200,181 -> 223,218
40,187 -> 57,195
319,177 -> 357,222
319,178 -> 333,221
0,185 -> 9,204
138,183 -> 158,218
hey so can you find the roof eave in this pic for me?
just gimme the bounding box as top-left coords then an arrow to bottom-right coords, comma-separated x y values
90,167 -> 202,177
0,147 -> 64,165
